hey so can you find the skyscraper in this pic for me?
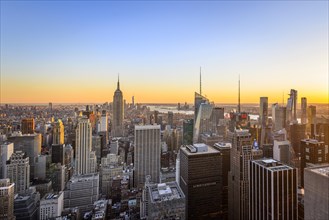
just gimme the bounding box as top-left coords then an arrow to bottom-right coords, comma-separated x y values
307,105 -> 316,135
286,89 -> 297,124
193,102 -> 213,143
273,140 -> 291,165
8,133 -> 42,179
301,97 -> 307,124
75,118 -> 96,175
51,144 -> 65,165
53,119 -> 64,145
304,165 -> 329,220
99,110 -> 108,133
112,77 -> 124,137
134,125 -> 161,187
259,97 -> 268,148
0,178 -> 15,220
168,111 -> 174,128
21,118 -> 35,134
249,159 -> 298,220
274,106 -> 286,131
179,143 -> 221,219
6,151 -> 30,193
213,142 -> 231,220
228,129 -> 263,220
194,92 -> 209,121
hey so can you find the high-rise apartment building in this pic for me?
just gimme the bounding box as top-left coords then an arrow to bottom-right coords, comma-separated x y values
249,159 -> 298,220
0,178 -> 15,220
228,129 -> 263,220
301,97 -> 307,124
6,151 -> 30,193
112,78 -> 124,137
21,118 -> 35,134
179,143 -> 221,219
134,125 -> 161,187
304,165 -> 329,220
53,119 -> 64,145
75,118 -> 96,175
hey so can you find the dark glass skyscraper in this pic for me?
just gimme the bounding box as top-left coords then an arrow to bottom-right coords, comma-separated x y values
179,143 -> 221,219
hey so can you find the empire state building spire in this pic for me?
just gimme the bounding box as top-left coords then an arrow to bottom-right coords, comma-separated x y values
117,73 -> 120,90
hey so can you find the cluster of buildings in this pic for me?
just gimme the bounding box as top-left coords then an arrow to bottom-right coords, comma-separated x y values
0,78 -> 328,220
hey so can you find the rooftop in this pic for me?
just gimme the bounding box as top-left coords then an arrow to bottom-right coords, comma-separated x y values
307,165 -> 329,177
135,124 -> 161,130
181,143 -> 219,155
148,182 -> 184,203
213,142 -> 232,149
253,159 -> 294,171
42,192 -> 62,200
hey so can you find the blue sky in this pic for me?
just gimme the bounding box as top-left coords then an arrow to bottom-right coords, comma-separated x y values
1,1 -> 328,103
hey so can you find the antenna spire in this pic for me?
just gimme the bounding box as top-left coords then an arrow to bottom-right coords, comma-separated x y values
117,73 -> 120,90
238,74 -> 241,113
200,67 -> 202,95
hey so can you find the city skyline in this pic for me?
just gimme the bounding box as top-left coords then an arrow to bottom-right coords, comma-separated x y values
1,1 -> 328,104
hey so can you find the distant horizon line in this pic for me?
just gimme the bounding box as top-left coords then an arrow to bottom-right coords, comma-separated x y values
0,102 -> 327,106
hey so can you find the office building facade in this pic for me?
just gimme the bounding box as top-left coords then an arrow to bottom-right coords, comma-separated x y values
249,159 -> 298,220
180,143 -> 221,219
134,125 -> 161,187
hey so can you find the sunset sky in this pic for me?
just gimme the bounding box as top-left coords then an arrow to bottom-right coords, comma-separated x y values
1,1 -> 328,104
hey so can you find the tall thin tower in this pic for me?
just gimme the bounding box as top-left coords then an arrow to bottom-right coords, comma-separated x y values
200,67 -> 202,95
112,75 -> 124,137
238,75 -> 241,113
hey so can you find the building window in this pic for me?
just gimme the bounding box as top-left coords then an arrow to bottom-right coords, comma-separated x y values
305,148 -> 309,153
318,157 -> 322,162
305,155 -> 309,160
318,149 -> 322,154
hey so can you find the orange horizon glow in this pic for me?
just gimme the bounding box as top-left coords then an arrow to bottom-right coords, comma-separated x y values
1,85 -> 327,104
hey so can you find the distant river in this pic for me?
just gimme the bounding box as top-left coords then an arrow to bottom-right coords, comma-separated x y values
147,105 -> 194,115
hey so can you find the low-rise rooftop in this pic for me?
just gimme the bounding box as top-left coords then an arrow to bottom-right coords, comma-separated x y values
148,182 -> 185,203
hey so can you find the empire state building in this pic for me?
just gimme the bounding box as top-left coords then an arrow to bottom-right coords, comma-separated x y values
112,77 -> 124,137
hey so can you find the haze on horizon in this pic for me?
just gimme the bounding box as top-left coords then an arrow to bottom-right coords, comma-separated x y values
0,1 -> 328,104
